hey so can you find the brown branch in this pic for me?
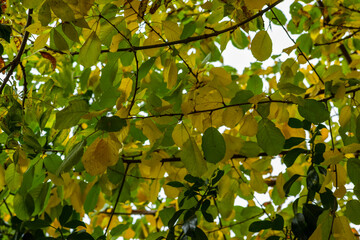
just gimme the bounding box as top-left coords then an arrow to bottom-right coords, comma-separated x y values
70,0 -> 284,55
324,23 -> 360,30
19,62 -> 27,109
317,0 -> 352,64
314,30 -> 360,46
0,9 -> 33,95
100,209 -> 157,216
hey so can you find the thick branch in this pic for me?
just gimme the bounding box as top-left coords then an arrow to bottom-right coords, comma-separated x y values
0,9 -> 33,95
100,209 -> 157,216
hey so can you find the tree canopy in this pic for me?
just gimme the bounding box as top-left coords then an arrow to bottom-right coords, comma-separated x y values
0,0 -> 359,239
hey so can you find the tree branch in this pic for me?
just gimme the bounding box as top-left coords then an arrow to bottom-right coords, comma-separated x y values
100,209 -> 157,216
70,0 -> 284,55
0,9 -> 33,95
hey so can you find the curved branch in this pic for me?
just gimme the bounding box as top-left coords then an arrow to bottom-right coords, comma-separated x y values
0,9 -> 33,95
70,0 -> 284,55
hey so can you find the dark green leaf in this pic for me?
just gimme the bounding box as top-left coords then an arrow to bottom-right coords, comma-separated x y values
211,169 -> 224,185
256,118 -> 285,156
284,137 -> 305,149
283,148 -> 306,168
166,181 -> 184,188
202,127 -> 226,164
55,100 -> 89,129
180,22 -> 196,39
96,116 -> 127,132
298,99 -> 330,124
0,24 -> 11,42
168,209 -> 185,228
64,220 -> 86,229
56,140 -> 86,176
59,205 -> 73,226
138,58 -> 156,80
24,219 -> 50,229
194,227 -> 208,240
266,236 -> 280,240
230,90 -> 254,112
272,214 -> 284,230
266,7 -> 287,25
159,207 -> 176,226
348,158 -> 360,186
291,213 -> 310,240
288,118 -> 303,128
249,220 -> 272,232
246,75 -> 263,95
283,174 -> 301,196
345,200 -> 360,224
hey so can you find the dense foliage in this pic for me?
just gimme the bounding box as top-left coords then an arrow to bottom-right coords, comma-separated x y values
0,0 -> 359,239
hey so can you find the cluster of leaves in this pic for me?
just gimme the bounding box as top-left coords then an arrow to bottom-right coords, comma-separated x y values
0,0 -> 359,239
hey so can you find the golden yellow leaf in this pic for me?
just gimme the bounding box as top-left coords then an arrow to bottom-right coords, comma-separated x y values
164,59 -> 178,89
223,106 -> 243,128
323,149 -> 343,166
339,105 -> 352,127
210,67 -> 232,86
276,173 -> 286,198
143,32 -> 162,57
239,114 -> 258,137
109,34 -> 123,52
118,77 -> 133,101
82,137 -> 119,176
172,124 -> 190,148
333,216 -> 356,240
309,223 -> 323,240
33,32 -> 50,52
70,183 -> 84,216
138,119 -> 163,144
123,228 -> 136,239
163,20 -> 181,42
341,143 -> 360,154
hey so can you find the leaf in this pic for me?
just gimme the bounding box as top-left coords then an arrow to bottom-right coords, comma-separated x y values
283,137 -> 305,149
180,138 -> 207,177
55,100 -> 89,129
96,116 -> 127,132
283,148 -> 306,168
272,214 -> 284,230
202,127 -> 226,164
163,21 -> 181,41
24,219 -> 50,229
251,30 -> 272,61
0,24 -> 11,42
59,205 -> 73,226
78,32 -> 101,68
49,0 -> 75,22
266,7 -> 287,25
166,181 -> 184,188
283,174 -> 301,196
40,51 -> 57,70
164,59 -> 178,89
345,200 -> 360,224
256,118 -> 285,156
347,158 -> 360,186
138,57 -> 155,80
39,1 -> 52,26
64,220 -> 86,229
53,29 -> 68,50
298,99 -> 330,124
56,140 -> 86,176
62,22 -> 79,43
82,137 -> 119,176
339,105 -> 351,127
249,220 -> 272,232
84,182 -> 100,213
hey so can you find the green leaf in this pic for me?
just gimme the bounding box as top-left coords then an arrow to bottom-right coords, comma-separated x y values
256,118 -> 285,156
356,115 -> 360,142
194,227 -> 208,240
78,32 -> 102,68
278,82 -> 306,95
0,24 -> 11,42
180,138 -> 207,177
246,75 -> 263,95
283,148 -> 306,167
239,141 -> 262,157
55,100 -> 89,129
266,7 -> 287,25
284,137 -> 305,149
272,214 -> 284,230
180,22 -> 196,40
96,116 -> 127,132
24,219 -> 50,229
347,158 -> 360,186
202,127 -> 226,164
232,28 -> 249,49
44,154 -> 63,175
230,90 -> 254,112
296,33 -> 313,55
159,207 -> 176,226
283,174 -> 301,196
56,140 -> 86,176
251,30 -> 272,61
288,118 -> 303,128
53,29 -> 69,50
138,58 -> 156,80
49,0 -> 75,22
64,220 -> 86,229
59,205 -> 73,226
166,181 -> 185,188
84,182 -> 100,213
39,1 -> 52,26
249,220 -> 272,232
13,193 -> 34,220
62,22 -> 79,42
298,99 -> 330,124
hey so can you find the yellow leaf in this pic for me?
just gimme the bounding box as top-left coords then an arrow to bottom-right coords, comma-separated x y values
81,108 -> 108,120
118,77 -> 133,101
164,59 -> 178,89
143,32 -> 162,57
33,32 -> 50,52
70,183 -> 84,216
109,34 -> 123,52
223,106 -> 243,128
210,67 -> 232,86
250,170 -> 267,193
25,22 -> 51,35
163,20 -> 181,42
239,114 -> 258,137
331,164 -> 346,187
124,0 -> 139,32
78,32 -> 101,68
49,0 -> 75,22
82,137 -> 119,176
172,124 -> 190,148
180,137 -> 207,177
138,119 -> 163,144
0,164 -> 5,191
244,0 -> 273,9
333,216 -> 356,240
283,44 -> 299,55
323,149 -> 343,166
251,30 -> 272,61
341,143 -> 360,154
123,228 -> 136,239
339,105 -> 352,127
276,173 -> 286,198
309,223 -> 323,240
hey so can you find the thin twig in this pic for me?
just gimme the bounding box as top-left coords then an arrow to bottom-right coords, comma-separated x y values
0,9 -> 33,94
100,209 -> 157,216
105,163 -> 130,235
207,212 -> 263,233
70,0 -> 284,55
314,30 -> 360,46
270,8 -> 324,85
19,62 -> 27,109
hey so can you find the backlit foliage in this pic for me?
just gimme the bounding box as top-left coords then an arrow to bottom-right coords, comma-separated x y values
0,0 -> 359,239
